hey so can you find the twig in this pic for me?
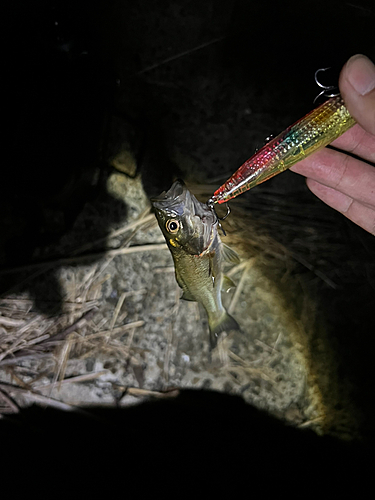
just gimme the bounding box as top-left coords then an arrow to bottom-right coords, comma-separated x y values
5,367 -> 31,389
74,320 -> 145,343
27,334 -> 51,345
53,335 -> 74,391
126,327 -> 136,348
0,317 -> 25,327
227,350 -> 260,366
0,298 -> 98,310
217,334 -> 231,366
0,316 -> 42,362
108,210 -> 155,238
0,308 -> 98,364
122,387 -> 180,399
289,251 -> 337,289
0,387 -> 20,413
20,392 -> 83,412
41,307 -> 99,344
226,260 -> 250,278
272,333 -> 282,353
86,275 -> 111,300
83,221 -> 149,287
33,370 -> 108,390
0,353 -> 53,366
0,244 -> 168,276
0,382 -> 82,412
255,338 -> 280,354
228,259 -> 255,315
79,265 -> 99,294
110,293 -> 127,331
70,210 -> 155,255
163,324 -> 173,383
153,267 -> 175,273
299,416 -> 324,428
227,350 -> 246,365
109,243 -> 167,255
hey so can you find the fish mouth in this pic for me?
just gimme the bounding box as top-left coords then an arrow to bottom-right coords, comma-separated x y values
152,180 -> 218,253
151,180 -> 185,211
151,180 -> 207,218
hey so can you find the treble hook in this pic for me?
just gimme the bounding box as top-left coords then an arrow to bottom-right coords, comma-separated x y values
207,199 -> 231,236
220,203 -> 231,220
313,67 -> 340,103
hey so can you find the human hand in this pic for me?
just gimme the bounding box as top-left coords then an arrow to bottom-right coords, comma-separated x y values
290,54 -> 375,235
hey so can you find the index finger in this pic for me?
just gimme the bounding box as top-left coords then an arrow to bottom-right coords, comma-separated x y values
291,147 -> 375,207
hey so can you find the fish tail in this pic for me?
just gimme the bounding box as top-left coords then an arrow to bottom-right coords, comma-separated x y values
209,312 -> 240,349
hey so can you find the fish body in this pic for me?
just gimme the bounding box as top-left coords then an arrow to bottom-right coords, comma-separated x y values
210,96 -> 356,204
152,181 -> 239,347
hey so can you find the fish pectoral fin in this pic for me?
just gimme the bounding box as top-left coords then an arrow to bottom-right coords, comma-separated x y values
181,290 -> 196,301
176,267 -> 196,301
175,267 -> 185,290
222,275 -> 236,293
221,243 -> 240,264
208,251 -> 218,280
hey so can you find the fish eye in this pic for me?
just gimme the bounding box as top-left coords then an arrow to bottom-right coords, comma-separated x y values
166,219 -> 180,233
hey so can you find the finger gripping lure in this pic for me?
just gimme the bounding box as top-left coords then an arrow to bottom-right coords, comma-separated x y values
209,95 -> 356,205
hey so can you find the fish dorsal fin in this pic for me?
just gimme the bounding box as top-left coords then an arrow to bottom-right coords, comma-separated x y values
222,243 -> 240,264
222,275 -> 236,293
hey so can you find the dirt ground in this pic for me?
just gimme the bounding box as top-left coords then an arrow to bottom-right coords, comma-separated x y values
1,0 -> 374,442
0,170 -> 364,439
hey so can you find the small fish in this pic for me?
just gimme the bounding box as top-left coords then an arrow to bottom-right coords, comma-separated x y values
152,180 -> 240,348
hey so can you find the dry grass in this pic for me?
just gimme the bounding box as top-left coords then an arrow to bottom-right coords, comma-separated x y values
0,209 -> 165,414
0,179 -> 370,442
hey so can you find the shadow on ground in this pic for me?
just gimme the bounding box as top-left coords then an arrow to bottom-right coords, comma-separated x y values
1,1 -> 177,314
1,389 -> 371,492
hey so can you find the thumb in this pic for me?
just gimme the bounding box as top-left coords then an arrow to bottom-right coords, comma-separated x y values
339,54 -> 375,136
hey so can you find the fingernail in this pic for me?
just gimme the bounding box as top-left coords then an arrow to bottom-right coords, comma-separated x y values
346,54 -> 375,96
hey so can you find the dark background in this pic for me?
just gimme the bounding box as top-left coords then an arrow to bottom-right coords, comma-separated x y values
2,0 -> 375,267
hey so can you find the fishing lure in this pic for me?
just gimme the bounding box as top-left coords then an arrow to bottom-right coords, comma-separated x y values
208,95 -> 356,205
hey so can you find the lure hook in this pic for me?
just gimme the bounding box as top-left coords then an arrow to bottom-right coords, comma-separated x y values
206,199 -> 231,236
220,203 -> 231,220
207,199 -> 231,220
313,67 -> 340,103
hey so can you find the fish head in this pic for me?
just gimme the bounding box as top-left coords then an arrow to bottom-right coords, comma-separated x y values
151,180 -> 217,255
